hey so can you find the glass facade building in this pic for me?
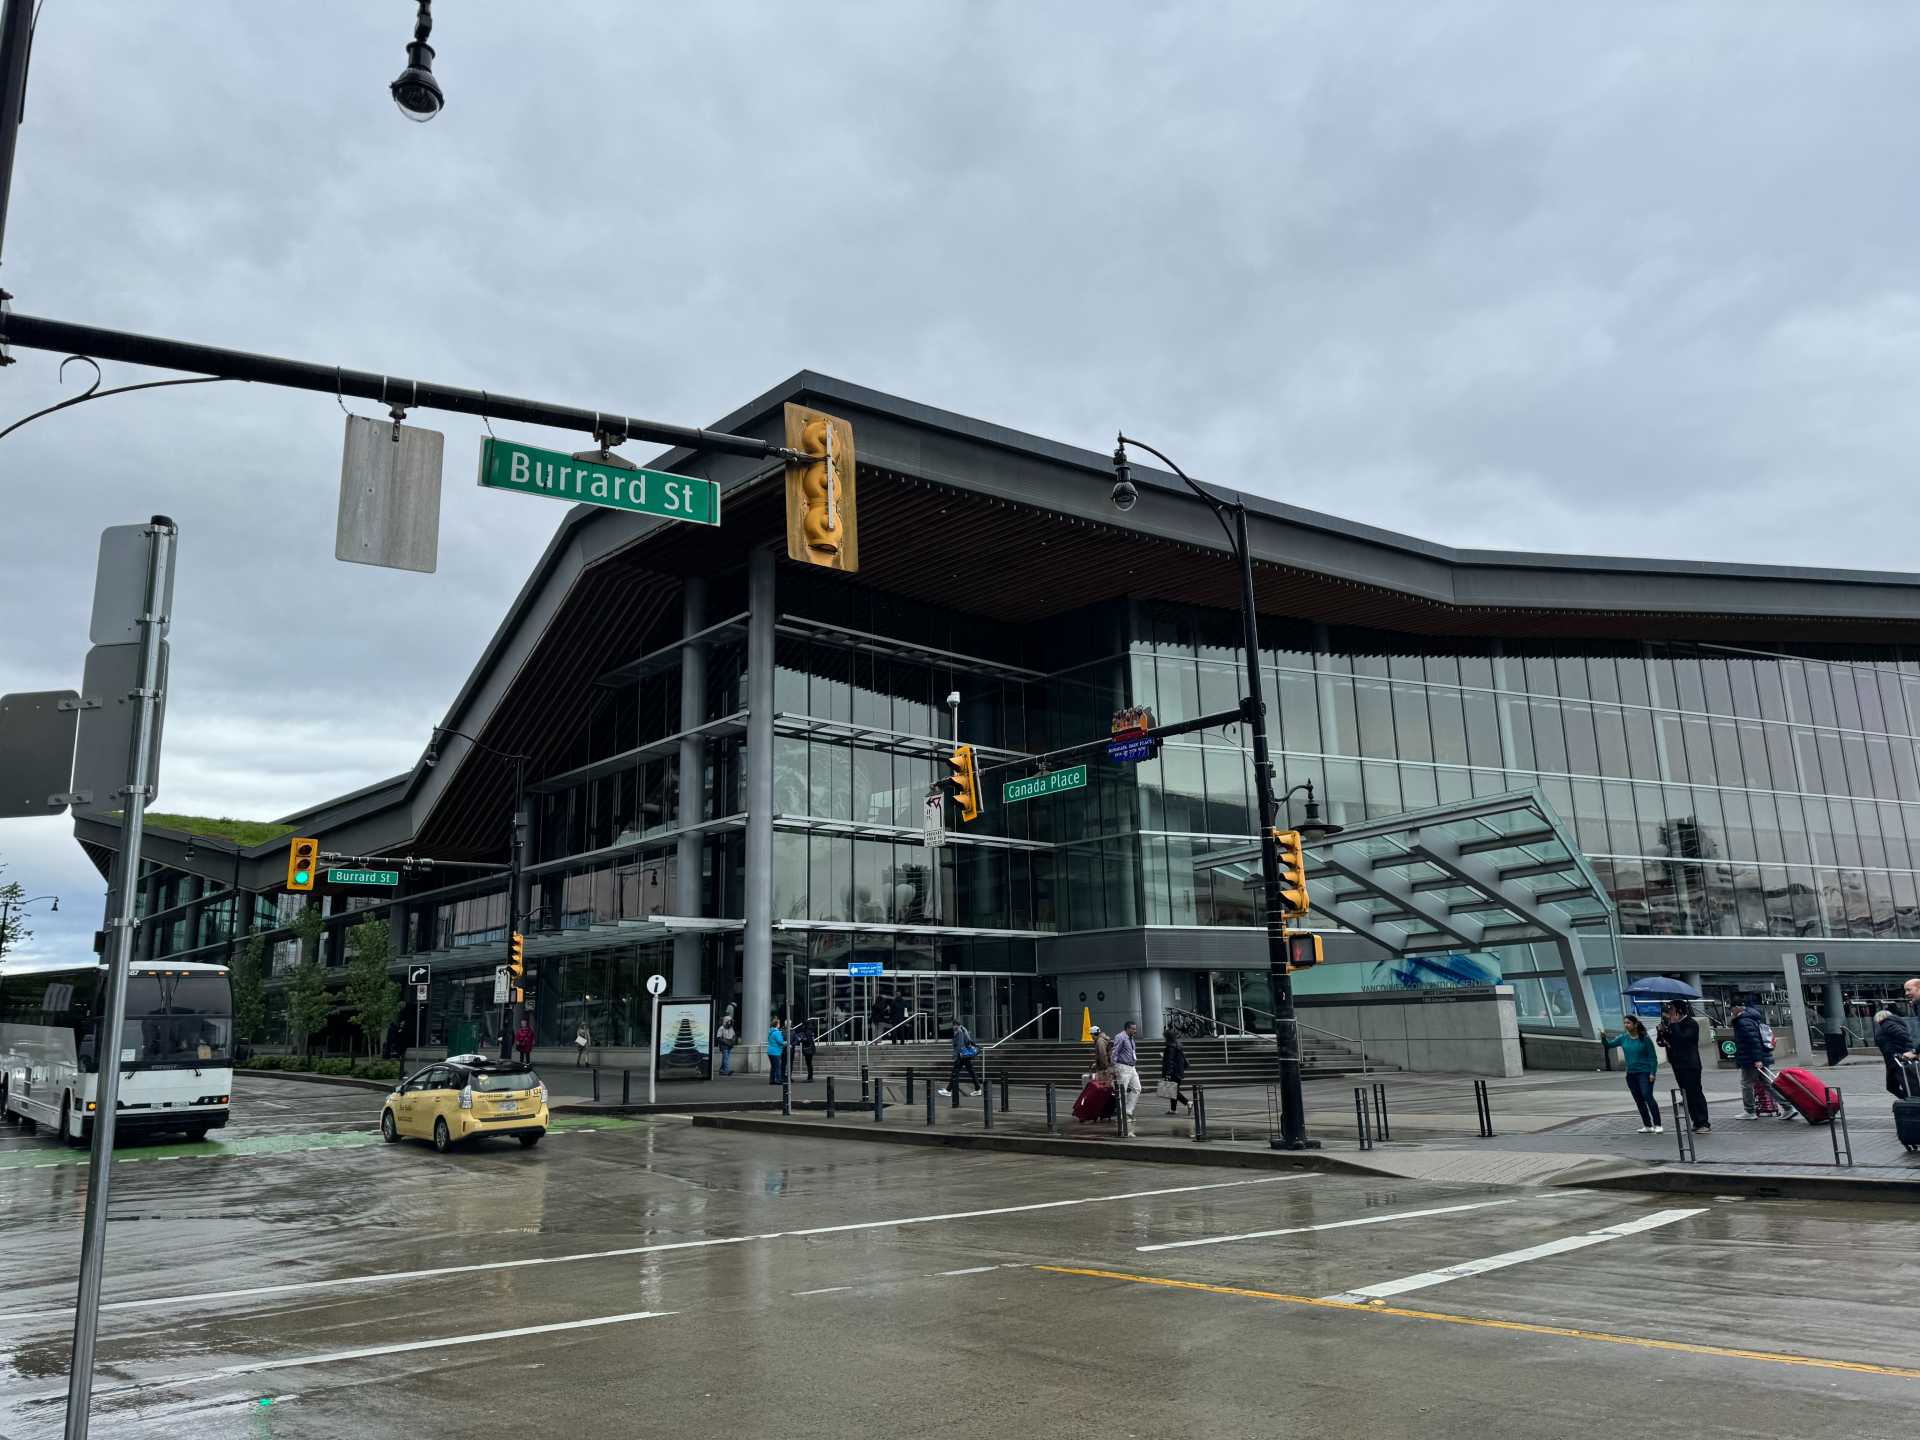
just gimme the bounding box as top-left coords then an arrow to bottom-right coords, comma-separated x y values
86,375 -> 1920,1056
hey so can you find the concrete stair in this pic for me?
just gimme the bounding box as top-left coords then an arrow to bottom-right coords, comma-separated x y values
802,1034 -> 1389,1089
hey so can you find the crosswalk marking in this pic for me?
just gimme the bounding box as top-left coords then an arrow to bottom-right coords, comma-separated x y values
1321,1207 -> 1705,1303
1138,1198 -> 1520,1252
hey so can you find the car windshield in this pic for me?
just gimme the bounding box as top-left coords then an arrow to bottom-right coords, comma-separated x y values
470,1069 -> 537,1092
119,974 -> 232,1066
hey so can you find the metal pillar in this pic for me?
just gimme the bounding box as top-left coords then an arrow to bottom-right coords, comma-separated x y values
1125,970 -> 1144,1029
181,876 -> 205,954
673,577 -> 708,995
1823,978 -> 1846,1037
138,869 -> 160,961
65,516 -> 174,1440
1138,969 -> 1167,1035
741,549 -> 775,1066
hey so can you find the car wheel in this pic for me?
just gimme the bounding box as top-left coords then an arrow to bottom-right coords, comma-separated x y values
381,1110 -> 399,1144
517,1131 -> 542,1149
432,1117 -> 451,1153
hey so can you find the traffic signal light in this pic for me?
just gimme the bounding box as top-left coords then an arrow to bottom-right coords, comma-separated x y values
1272,828 -> 1308,916
783,403 -> 858,572
507,931 -> 526,1004
286,837 -> 319,892
948,743 -> 982,824
1285,932 -> 1323,972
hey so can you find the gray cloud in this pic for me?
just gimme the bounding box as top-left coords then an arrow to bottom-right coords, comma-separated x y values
5,1 -> 1920,955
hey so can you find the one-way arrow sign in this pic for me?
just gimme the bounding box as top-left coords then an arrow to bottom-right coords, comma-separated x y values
407,964 -> 431,986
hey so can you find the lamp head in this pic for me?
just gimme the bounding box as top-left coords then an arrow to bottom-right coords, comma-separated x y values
1110,438 -> 1137,512
390,1 -> 443,122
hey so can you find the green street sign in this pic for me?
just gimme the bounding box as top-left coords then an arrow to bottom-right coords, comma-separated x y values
476,437 -> 720,526
1002,764 -> 1088,804
328,868 -> 401,887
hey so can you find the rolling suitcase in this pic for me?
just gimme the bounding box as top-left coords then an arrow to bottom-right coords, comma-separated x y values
1762,1065 -> 1838,1124
1073,1077 -> 1115,1123
1896,1061 -> 1920,1153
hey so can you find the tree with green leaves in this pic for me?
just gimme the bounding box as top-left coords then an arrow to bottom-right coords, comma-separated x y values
343,915 -> 402,1058
231,932 -> 269,1048
0,856 -> 33,959
290,900 -> 326,964
286,956 -> 333,1057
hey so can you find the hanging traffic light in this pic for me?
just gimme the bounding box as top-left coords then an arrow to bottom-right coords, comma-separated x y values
1271,827 -> 1309,916
947,743 -> 982,824
286,837 -> 319,892
1285,932 -> 1323,972
783,403 -> 858,572
507,930 -> 526,1003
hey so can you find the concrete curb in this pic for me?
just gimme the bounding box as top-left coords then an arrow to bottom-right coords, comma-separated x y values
234,1068 -> 392,1093
1576,1166 -> 1920,1205
690,1113 -> 1388,1177
556,1100 -> 827,1117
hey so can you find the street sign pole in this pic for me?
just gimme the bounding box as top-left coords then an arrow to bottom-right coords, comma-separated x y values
64,517 -> 175,1440
646,973 -> 667,1104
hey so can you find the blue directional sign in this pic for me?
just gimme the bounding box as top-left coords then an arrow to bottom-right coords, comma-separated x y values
848,961 -> 885,978
1107,736 -> 1158,764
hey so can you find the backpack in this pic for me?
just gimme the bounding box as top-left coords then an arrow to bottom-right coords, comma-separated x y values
1759,1022 -> 1775,1051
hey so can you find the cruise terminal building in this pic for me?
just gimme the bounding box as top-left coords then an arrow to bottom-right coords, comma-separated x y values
81,374 -> 1920,1068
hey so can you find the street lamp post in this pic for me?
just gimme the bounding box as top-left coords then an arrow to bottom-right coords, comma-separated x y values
424,727 -> 530,1056
0,893 -> 58,959
1111,435 -> 1335,1150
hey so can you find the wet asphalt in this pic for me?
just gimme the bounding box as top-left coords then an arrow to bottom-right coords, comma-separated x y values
0,1077 -> 1914,1439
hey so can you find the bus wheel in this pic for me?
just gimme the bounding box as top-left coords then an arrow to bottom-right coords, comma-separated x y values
60,1096 -> 80,1148
183,1126 -> 209,1143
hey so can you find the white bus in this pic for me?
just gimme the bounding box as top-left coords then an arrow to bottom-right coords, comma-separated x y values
0,958 -> 234,1145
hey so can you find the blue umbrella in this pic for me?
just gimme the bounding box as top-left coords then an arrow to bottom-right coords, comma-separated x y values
1624,976 -> 1700,999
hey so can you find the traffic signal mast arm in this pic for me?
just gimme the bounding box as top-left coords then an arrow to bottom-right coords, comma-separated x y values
971,698 -> 1257,781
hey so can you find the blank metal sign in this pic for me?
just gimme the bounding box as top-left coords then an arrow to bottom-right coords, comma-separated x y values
71,641 -> 168,807
336,415 -> 444,574
0,690 -> 81,818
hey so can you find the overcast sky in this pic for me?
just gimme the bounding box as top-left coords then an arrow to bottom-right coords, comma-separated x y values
3,3 -> 1918,958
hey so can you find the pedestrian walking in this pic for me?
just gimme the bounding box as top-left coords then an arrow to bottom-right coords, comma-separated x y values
573,1020 -> 592,1068
1730,999 -> 1792,1120
1905,978 -> 1920,1057
869,991 -> 891,1044
1110,1019 -> 1143,1120
1873,1009 -> 1914,1098
1656,1002 -> 1709,1134
794,1016 -> 818,1082
766,1014 -> 786,1086
716,1004 -> 738,1076
1159,1028 -> 1192,1113
940,1021 -> 981,1098
1089,1024 -> 1113,1082
513,1017 -> 535,1066
1603,1015 -> 1662,1133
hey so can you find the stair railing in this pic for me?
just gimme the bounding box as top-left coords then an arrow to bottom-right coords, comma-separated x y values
862,1010 -> 926,1069
985,1006 -> 1061,1051
1241,1003 -> 1374,1075
1162,1003 -> 1256,1064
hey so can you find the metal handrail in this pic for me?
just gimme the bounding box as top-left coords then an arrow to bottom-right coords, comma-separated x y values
808,1015 -> 859,1046
870,1010 -> 925,1045
987,1006 -> 1060,1051
1182,1002 -> 1375,1074
1162,1003 -> 1257,1040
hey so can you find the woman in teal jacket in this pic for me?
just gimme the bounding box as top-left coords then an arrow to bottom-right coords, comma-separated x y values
1605,1015 -> 1662,1133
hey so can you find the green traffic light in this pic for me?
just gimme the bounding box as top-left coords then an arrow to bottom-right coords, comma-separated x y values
295,868 -> 310,885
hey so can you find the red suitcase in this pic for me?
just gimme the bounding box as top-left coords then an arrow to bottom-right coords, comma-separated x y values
1763,1066 -> 1838,1124
1073,1078 -> 1115,1123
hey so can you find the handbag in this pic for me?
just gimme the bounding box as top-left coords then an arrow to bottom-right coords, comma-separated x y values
1155,1079 -> 1180,1100
960,1044 -> 979,1058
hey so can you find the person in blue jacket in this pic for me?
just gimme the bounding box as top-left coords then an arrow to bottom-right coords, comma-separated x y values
1730,1000 -> 1792,1120
766,1014 -> 786,1086
1604,1015 -> 1662,1133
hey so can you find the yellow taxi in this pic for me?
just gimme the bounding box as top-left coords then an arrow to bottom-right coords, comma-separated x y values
381,1056 -> 548,1152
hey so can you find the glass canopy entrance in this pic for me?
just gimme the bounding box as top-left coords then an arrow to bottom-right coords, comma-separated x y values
1201,788 -> 1624,1037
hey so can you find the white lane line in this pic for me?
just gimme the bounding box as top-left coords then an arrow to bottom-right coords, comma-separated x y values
21,1310 -> 673,1405
1321,1207 -> 1706,1303
939,1265 -> 1001,1276
1137,1198 -> 1520,1252
792,1285 -> 853,1296
0,1173 -> 1315,1326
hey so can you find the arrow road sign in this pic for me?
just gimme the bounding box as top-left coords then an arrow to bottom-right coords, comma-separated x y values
407,964 -> 431,986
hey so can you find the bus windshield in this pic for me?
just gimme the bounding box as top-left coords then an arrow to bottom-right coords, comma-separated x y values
121,974 -> 232,1066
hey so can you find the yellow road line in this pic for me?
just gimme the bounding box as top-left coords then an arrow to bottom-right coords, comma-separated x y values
1034,1266 -> 1920,1380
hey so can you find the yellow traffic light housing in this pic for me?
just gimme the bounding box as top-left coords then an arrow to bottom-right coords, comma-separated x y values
1284,932 -> 1323,973
286,837 -> 319,892
508,931 -> 526,1004
784,403 -> 858,572
1272,827 -> 1309,916
948,743 -> 982,824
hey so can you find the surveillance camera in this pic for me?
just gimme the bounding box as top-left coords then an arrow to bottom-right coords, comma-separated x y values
946,690 -> 961,707
1110,479 -> 1138,512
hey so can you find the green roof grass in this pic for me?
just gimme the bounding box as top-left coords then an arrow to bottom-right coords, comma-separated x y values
141,813 -> 295,847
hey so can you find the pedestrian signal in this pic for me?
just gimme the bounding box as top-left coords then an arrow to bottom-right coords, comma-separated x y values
1272,828 -> 1308,915
947,744 -> 982,824
287,837 -> 319,892
783,403 -> 858,572
1285,932 -> 1323,972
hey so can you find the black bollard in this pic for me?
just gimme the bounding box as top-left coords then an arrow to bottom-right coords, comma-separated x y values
1372,1081 -> 1389,1141
906,1068 -> 915,1104
826,1075 -> 836,1119
861,1065 -> 870,1104
926,1083 -> 936,1126
591,1067 -> 600,1103
983,1077 -> 993,1129
873,1079 -> 885,1124
1000,1073 -> 1010,1113
622,1069 -> 632,1105
1354,1087 -> 1372,1150
1045,1082 -> 1057,1134
1192,1083 -> 1208,1142
782,1072 -> 792,1117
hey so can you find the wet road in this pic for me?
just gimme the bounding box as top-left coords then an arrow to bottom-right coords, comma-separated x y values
0,1077 -> 1913,1439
